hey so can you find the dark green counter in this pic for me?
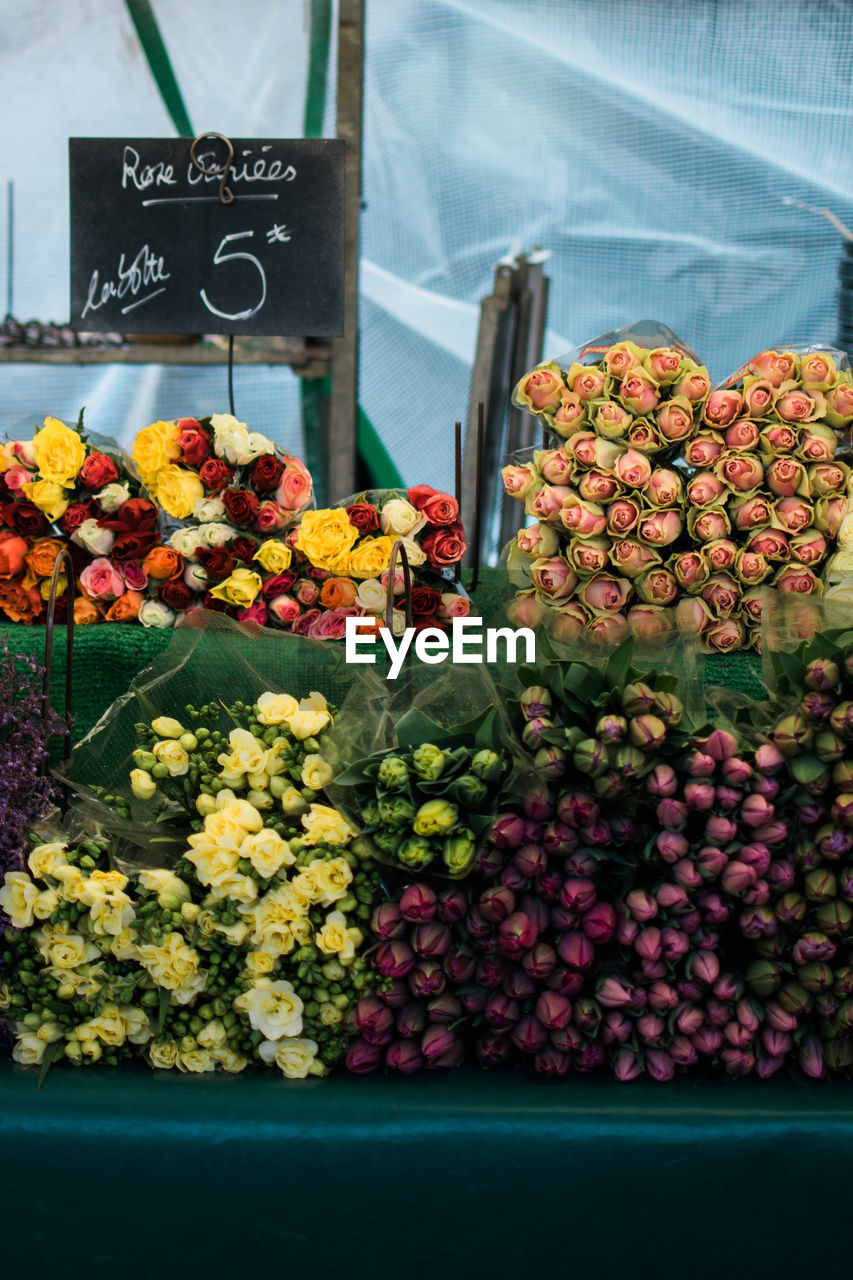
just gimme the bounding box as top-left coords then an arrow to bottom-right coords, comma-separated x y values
1,1061 -> 850,1278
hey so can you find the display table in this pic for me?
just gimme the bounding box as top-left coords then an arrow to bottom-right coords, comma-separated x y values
0,1060 -> 848,1278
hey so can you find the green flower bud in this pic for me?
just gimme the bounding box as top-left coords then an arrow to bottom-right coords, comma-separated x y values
777,981 -> 813,1016
773,714 -> 813,757
789,755 -> 831,794
813,900 -> 853,937
412,744 -> 446,781
572,738 -> 609,777
470,749 -> 503,783
745,959 -> 783,997
825,1037 -> 853,1071
443,828 -> 477,876
621,681 -> 656,715
833,759 -> 853,789
179,732 -> 198,751
804,868 -> 837,903
452,774 -> 488,807
814,732 -> 845,764
269,776 -> 288,799
372,830 -> 403,856
397,836 -> 434,869
413,798 -> 459,836
628,714 -> 667,752
132,749 -> 157,770
377,756 -> 411,791
613,744 -> 646,779
378,796 -> 416,830
654,692 -> 683,726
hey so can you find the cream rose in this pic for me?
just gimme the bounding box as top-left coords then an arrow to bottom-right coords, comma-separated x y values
379,497 -> 425,537
153,739 -> 190,777
149,1039 -> 179,1069
300,805 -> 356,847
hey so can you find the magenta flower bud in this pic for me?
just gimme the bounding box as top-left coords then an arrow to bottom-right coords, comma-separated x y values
346,1038 -> 385,1074
683,779 -> 718,809
572,1043 -> 604,1073
648,981 -> 679,1013
522,785 -> 553,822
386,1040 -> 425,1073
465,907 -> 493,941
583,902 -> 616,943
705,814 -> 738,844
755,742 -> 786,774
697,891 -> 729,925
616,909 -> 640,946
674,859 -> 703,890
444,945 -> 476,985
797,1035 -> 825,1079
522,941 -> 558,979
637,1011 -> 666,1042
501,864 -> 530,892
670,1035 -> 699,1067
411,922 -> 451,959
762,1028 -> 792,1058
565,850 -> 597,878
674,1002 -> 705,1035
558,790 -> 600,828
721,1047 -> 756,1077
427,994 -> 462,1024
629,986 -> 649,1012
572,997 -> 601,1034
697,847 -> 729,880
375,939 -> 416,978
399,883 -> 438,923
535,1047 -> 571,1077
740,843 -> 771,875
721,861 -> 756,896
354,997 -> 396,1046
545,967 -> 584,998
514,843 -> 547,879
641,958 -> 669,980
740,793 -> 775,828
534,872 -> 563,901
475,957 -> 505,989
613,1048 -> 644,1082
503,967 -> 538,1002
646,1048 -> 676,1082
635,926 -> 663,962
520,893 -> 550,935
421,1024 -> 456,1062
580,817 -> 612,848
560,877 -> 597,913
603,1011 -> 633,1044
479,885 -> 516,923
395,1002 -> 428,1038
657,798 -> 688,830
511,1013 -> 549,1055
557,931 -> 595,970
688,950 -> 720,986
476,1034 -> 512,1067
543,821 -> 578,856
491,813 -> 527,849
371,901 -> 405,940
715,785 -> 743,811
378,978 -> 411,1009
610,814 -> 636,844
550,905 -> 579,932
408,960 -> 446,1000
792,932 -> 836,965
680,909 -> 702,935
436,888 -> 468,924
765,1003 -> 798,1033
702,728 -> 738,761
722,756 -> 752,785
476,846 -> 507,878
756,1054 -> 786,1080
656,830 -> 689,863
625,888 -> 658,922
597,976 -> 634,1008
535,990 -> 574,1030
458,985 -> 488,1016
693,1025 -> 723,1056
661,926 -> 689,961
429,1040 -> 466,1070
647,763 -> 678,797
751,774 -> 780,800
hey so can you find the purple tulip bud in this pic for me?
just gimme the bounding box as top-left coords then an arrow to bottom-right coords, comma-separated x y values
427,994 -> 463,1024
560,877 -> 597,913
557,931 -> 595,970
724,1020 -> 752,1049
797,1035 -> 825,1079
444,945 -> 476,985
805,658 -> 840,691
534,872 -> 563,901
613,1048 -> 644,1081
371,901 -> 405,940
543,821 -> 578,856
354,997 -> 396,1046
408,961 -> 446,1000
491,813 -> 527,849
503,966 -> 538,1002
475,957 -> 505,989
647,763 -> 678,797
378,978 -> 411,1009
565,850 -> 597,877
476,1034 -> 512,1067
756,1053 -> 786,1080
751,774 -> 780,800
674,859 -> 704,890
602,1011 -> 633,1043
522,785 -> 553,822
661,926 -> 689,961
399,883 -> 437,924
705,814 -> 738,845
697,892 -> 729,925
501,864 -> 530,892
558,790 -> 600,828
773,892 -> 806,928
684,780 -> 715,811
739,906 -> 777,939
675,1003 -> 705,1035
817,825 -> 853,861
583,902 -> 616,943
792,932 -> 836,965
458,985 -> 488,1015
637,1011 -> 666,1043
792,841 -> 821,873
688,949 -> 720,986
550,904 -> 579,932
522,716 -> 552,749
411,922 -> 451,959
533,745 -> 566,779
535,990 -> 574,1030
476,845 -> 507,877
522,941 -> 558,979
375,939 -> 416,978
597,976 -> 634,1008
648,981 -> 679,1013
346,1038 -> 386,1074
597,713 -> 628,743
626,888 -> 658,922
657,830 -> 689,863
804,867 -> 837,903
693,1026 -> 723,1056
755,742 -> 785,774
421,1024 -> 456,1062
646,1048 -> 676,1082
616,909 -> 640,946
635,926 -> 663,962
641,958 -> 669,980
800,690 -> 835,722
385,1041 -> 425,1073
545,967 -> 584,998
574,1043 -> 606,1073
722,756 -> 752,785
721,1047 -> 756,1077
669,1035 -> 698,1067
479,885 -> 515,924
534,1046 -> 571,1076
395,1002 -> 428,1038
514,843 -> 547,879
511,1014 -> 549,1055
680,909 -> 702,935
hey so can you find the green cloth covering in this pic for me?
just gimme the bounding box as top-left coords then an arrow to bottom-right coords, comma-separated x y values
0,1061 -> 850,1279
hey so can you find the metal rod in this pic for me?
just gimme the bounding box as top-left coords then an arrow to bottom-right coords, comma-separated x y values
227,334 -> 235,415
6,180 -> 13,317
470,401 -> 485,593
454,420 -> 462,509
42,548 -> 77,765
385,537 -> 414,707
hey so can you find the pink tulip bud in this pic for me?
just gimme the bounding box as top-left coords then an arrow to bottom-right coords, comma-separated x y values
684,780 -> 715,810
475,957 -> 505,989
656,830 -> 689,863
634,926 -> 663,963
354,998 -> 396,1046
613,1049 -> 644,1082
395,1003 -> 428,1039
491,813 -> 527,849
498,911 -> 540,958
752,820 -> 788,846
511,1014 -> 549,1055
582,901 -> 616,943
399,883 -> 438,923
697,891 -> 729,924
597,976 -> 634,1008
751,774 -> 780,800
715,785 -> 742,811
722,756 -> 752,785
740,843 -> 771,875
534,872 -> 563,901
636,1011 -> 666,1043
680,909 -> 702,935
689,950 -> 720,985
626,889 -> 659,922
534,1047 -> 571,1077
674,1003 -> 705,1035
674,859 -> 704,890
646,1048 -> 676,1082
514,844 -> 547,879
661,927 -> 690,961
557,931 -> 595,969
408,961 -> 446,1000
543,821 -> 578,856
657,798 -> 688,830
697,847 -> 729,879
436,888 -> 468,924
421,1024 -> 457,1063
688,751 -> 717,778
656,883 -> 689,911
648,981 -> 679,1013
346,1038 -> 385,1073
557,790 -> 600,828
603,1011 -> 633,1044
560,877 -> 597,914
371,901 -> 405,940
755,742 -> 785,774
535,990 -> 574,1031
641,958 -> 669,980
386,1041 -> 425,1073
521,942 -> 558,980
411,922 -> 451,959
740,794 -> 775,828
479,885 -> 516,924
797,1035 -> 825,1079
765,1003 -> 798,1033
375,940 -> 416,978
501,865 -> 529,893
616,911 -> 640,945
693,1026 -> 723,1056
476,1034 -> 512,1067
646,763 -> 678,797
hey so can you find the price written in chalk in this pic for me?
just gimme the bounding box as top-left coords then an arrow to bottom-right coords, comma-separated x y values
69,137 -> 345,336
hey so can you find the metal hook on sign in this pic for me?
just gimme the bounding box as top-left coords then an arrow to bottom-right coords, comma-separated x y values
190,132 -> 235,205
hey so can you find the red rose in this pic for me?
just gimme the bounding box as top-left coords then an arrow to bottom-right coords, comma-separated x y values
222,489 -> 260,528
422,522 -> 467,568
197,546 -> 235,580
413,615 -> 443,632
111,530 -> 161,562
229,536 -> 259,565
158,578 -> 196,610
199,458 -> 234,492
346,502 -> 380,533
3,501 -> 48,537
203,591 -> 229,613
410,586 -> 441,615
262,570 -> 297,599
177,418 -> 212,468
60,500 -> 98,534
249,454 -> 285,493
99,497 -> 159,533
78,451 -> 120,490
408,484 -> 460,526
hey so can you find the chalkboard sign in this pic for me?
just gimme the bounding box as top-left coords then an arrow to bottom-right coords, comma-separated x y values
69,137 -> 345,337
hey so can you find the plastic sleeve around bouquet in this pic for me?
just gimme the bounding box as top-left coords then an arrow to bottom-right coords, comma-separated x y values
57,608 -> 386,867
760,588 -> 853,702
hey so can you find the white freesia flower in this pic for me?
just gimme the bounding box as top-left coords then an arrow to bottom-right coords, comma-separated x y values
245,979 -> 304,1040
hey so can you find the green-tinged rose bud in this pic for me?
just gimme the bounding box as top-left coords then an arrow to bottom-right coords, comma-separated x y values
772,714 -> 813,757
777,981 -> 813,1016
775,892 -> 807,926
413,799 -> 458,837
130,769 -> 157,800
621,682 -> 657,715
804,868 -> 837,903
805,658 -> 840,691
572,738 -> 609,777
520,686 -> 552,717
397,836 -> 434,869
132,749 -> 157,770
832,760 -> 853,789
378,796 -> 416,829
829,701 -> 853,739
151,716 -> 185,739
745,959 -> 783,997
452,774 -> 488,807
613,744 -> 646,779
443,829 -> 477,876
595,714 -> 627,743
412,744 -> 446,781
377,756 -> 411,791
533,745 -> 565,779
470,749 -> 503,783
654,692 -> 683,726
628,714 -> 667,752
789,755 -> 831,794
813,900 -> 853,937
593,772 -> 626,800
815,732 -> 845,764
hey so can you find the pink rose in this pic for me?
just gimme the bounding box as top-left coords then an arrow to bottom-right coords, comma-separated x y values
734,549 -> 770,586
436,592 -> 470,620
4,465 -> 33,493
808,462 -> 847,496
295,578 -> 321,606
579,574 -> 632,614
606,498 -> 641,536
502,463 -> 536,498
549,599 -> 589,643
684,435 -> 724,467
672,551 -> 709,589
586,614 -> 629,643
644,347 -> 683,384
750,349 -> 799,387
559,496 -> 607,538
516,523 -> 558,558
552,391 -> 587,433
775,387 -> 826,423
690,508 -> 731,542
604,344 -> 641,378
593,401 -> 633,437
701,573 -> 740,618
676,596 -> 713,633
635,568 -> 678,606
268,594 -> 302,625
725,419 -> 760,450
637,509 -> 682,547
801,353 -> 837,389
538,449 -> 574,486
703,389 -> 744,428
774,564 -> 821,595
530,556 -> 578,600
773,496 -> 814,535
644,468 -> 683,508
627,604 -> 674,642
256,501 -> 292,532
826,381 -> 853,425
655,398 -> 694,442
789,531 -> 827,566
674,369 -> 711,403
569,366 -> 608,400
798,426 -> 838,462
760,423 -> 798,454
520,367 -> 564,412
567,538 -> 609,577
741,590 -> 764,625
705,539 -> 737,572
291,608 -> 321,635
609,539 -> 660,577
308,606 -> 360,639
746,528 -> 789,561
686,471 -> 725,508
275,458 -> 313,512
730,495 -> 771,531
704,618 -> 746,653
578,470 -> 621,503
715,453 -> 764,492
766,457 -> 806,498
627,421 -> 664,452
237,600 -> 269,626
120,560 -> 149,591
815,496 -> 847,536
743,380 -> 775,419
566,432 -> 599,466
614,449 -> 653,488
619,374 -> 660,415
79,557 -> 125,601
380,566 -> 406,594
507,590 -> 548,629
528,484 -> 572,520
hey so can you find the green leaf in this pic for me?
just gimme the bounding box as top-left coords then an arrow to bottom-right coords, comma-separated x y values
157,987 -> 171,1034
36,1040 -> 64,1093
605,638 -> 635,692
394,707 -> 448,750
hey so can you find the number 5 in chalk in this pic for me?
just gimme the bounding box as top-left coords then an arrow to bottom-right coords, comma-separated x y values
200,230 -> 267,321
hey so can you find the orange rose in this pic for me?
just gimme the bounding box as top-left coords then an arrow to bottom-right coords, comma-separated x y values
142,546 -> 185,581
319,577 -> 358,608
105,590 -> 144,622
0,578 -> 43,623
0,530 -> 28,579
74,597 -> 104,624
25,537 -> 65,579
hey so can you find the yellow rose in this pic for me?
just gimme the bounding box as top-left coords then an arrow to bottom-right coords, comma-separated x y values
31,888 -> 60,920
256,692 -> 299,725
132,419 -> 181,486
185,835 -> 241,887
196,1019 -> 228,1050
300,805 -> 356,847
22,478 -> 69,521
339,535 -> 395,580
152,738 -> 190,777
306,856 -> 354,906
33,417 -> 87,486
295,509 -> 360,571
240,828 -> 295,878
301,753 -> 335,790
77,1010 -> 127,1047
205,872 -> 258,906
27,841 -> 68,880
281,785 -> 309,815
244,979 -> 303,1040
0,871 -> 40,927
254,540 -> 293,574
137,932 -> 203,991
149,1039 -> 179,1069
258,1036 -> 322,1078
153,464 -> 206,519
151,716 -> 185,739
210,568 -> 263,608
111,927 -> 139,961
137,869 -> 191,902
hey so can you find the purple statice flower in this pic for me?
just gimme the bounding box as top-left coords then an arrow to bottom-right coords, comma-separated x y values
0,640 -> 63,877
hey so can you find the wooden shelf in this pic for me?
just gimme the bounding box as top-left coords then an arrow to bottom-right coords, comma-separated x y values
0,336 -> 331,377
